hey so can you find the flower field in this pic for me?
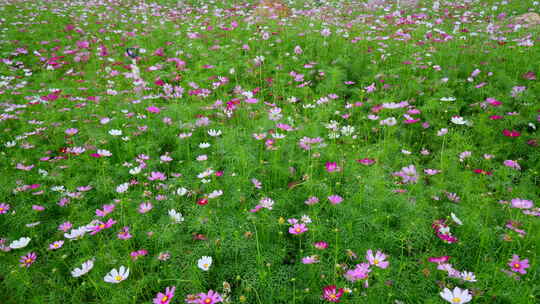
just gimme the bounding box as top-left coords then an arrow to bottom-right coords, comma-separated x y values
0,0 -> 539,303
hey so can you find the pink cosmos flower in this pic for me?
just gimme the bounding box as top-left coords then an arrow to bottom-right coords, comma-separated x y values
20,252 -> 37,267
153,286 -> 175,304
96,204 -> 115,217
65,128 -> 79,135
305,196 -> 319,205
502,129 -> 521,137
314,241 -> 328,250
392,165 -> 419,184
428,256 -> 450,264
302,255 -> 320,264
118,226 -> 132,240
89,218 -> 116,235
48,240 -> 64,250
149,171 -> 166,181
321,285 -> 344,302
511,198 -> 534,209
58,221 -> 72,232
186,290 -> 223,304
503,160 -> 521,170
32,205 -> 45,211
344,263 -> 371,282
328,195 -> 343,205
147,106 -> 161,113
366,249 -> 389,269
130,249 -> 148,261
356,158 -> 375,165
289,223 -> 308,235
508,255 -> 529,274
0,203 -> 10,214
138,202 -> 153,213
325,162 -> 340,172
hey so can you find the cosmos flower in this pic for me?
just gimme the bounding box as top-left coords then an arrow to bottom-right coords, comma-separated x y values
0,203 -> 10,214
187,290 -> 223,304
19,252 -> 37,267
321,285 -> 344,302
510,198 -> 534,209
71,259 -> 95,277
328,195 -> 343,205
153,286 -> 175,304
508,255 -> 529,274
302,255 -> 320,264
366,250 -> 389,269
9,237 -> 31,249
198,256 -> 212,271
440,287 -> 472,304
104,266 -> 129,283
48,240 -> 64,250
289,223 -> 308,235
344,263 -> 371,282
314,241 -> 328,250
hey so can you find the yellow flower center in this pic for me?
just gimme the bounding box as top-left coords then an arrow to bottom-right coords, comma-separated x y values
452,297 -> 461,303
115,275 -> 123,281
203,263 -> 209,268
295,228 -> 301,232
54,244 -> 59,248
0,207 -> 4,211
99,224 -> 105,229
161,296 -> 168,303
204,299 -> 211,304
374,259 -> 379,264
329,294 -> 337,299
514,263 -> 520,268
25,258 -> 33,263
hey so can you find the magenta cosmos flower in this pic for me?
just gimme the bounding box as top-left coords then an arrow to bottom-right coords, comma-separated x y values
289,223 -> 308,235
328,195 -> 343,205
20,252 -> 37,267
508,255 -> 529,274
0,203 -> 10,214
153,286 -> 175,304
366,249 -> 389,269
314,241 -> 328,250
321,285 -> 344,302
89,218 -> 116,235
186,290 -> 223,304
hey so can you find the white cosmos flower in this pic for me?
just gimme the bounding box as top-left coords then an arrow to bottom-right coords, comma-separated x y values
108,129 -> 122,136
71,259 -> 95,277
64,226 -> 89,240
450,213 -> 463,225
116,183 -> 129,193
207,129 -> 222,137
104,266 -> 129,283
440,97 -> 456,102
97,149 -> 112,157
199,142 -> 211,149
176,187 -> 188,196
451,116 -> 468,125
129,167 -> 141,175
461,271 -> 477,282
9,237 -> 31,249
168,209 -> 184,223
440,287 -> 472,304
5,141 -> 16,148
208,190 -> 223,199
197,256 -> 212,271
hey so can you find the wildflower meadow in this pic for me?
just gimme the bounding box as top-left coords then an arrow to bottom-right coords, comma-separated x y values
0,0 -> 539,303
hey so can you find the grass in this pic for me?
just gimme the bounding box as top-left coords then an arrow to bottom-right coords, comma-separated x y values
0,0 -> 539,303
